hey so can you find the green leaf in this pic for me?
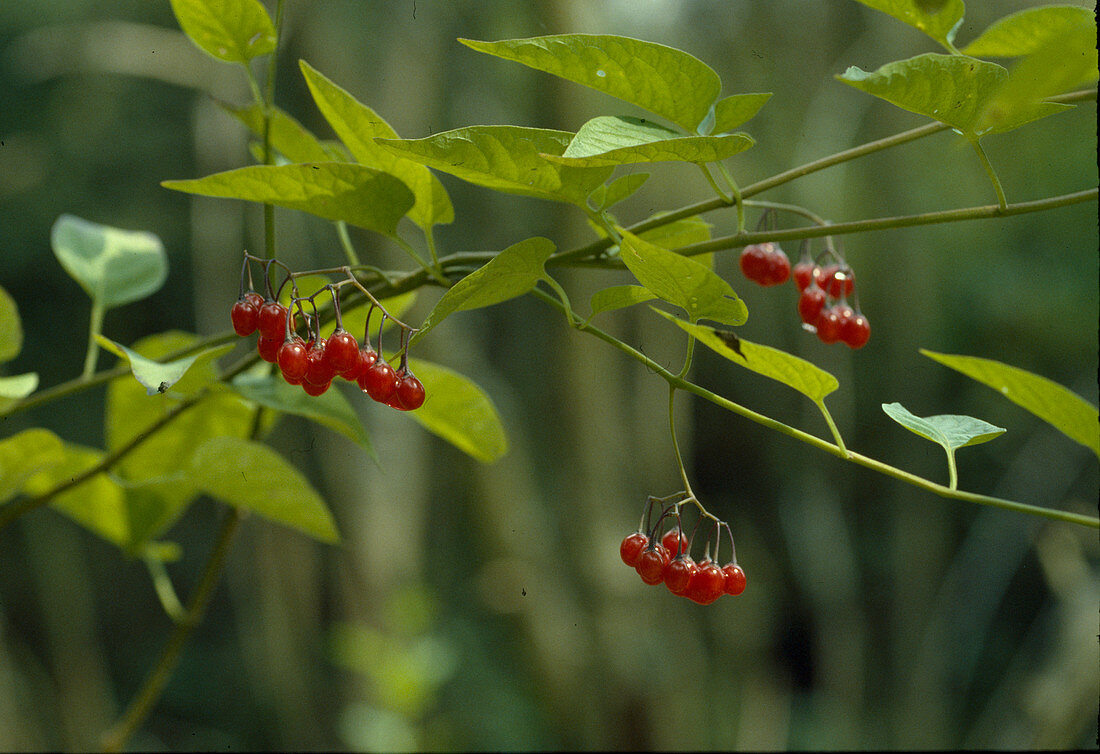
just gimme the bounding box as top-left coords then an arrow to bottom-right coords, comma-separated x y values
414,237 -> 556,341
96,335 -> 233,396
0,373 -> 40,414
168,0 -> 276,63
542,115 -> 753,167
162,163 -> 415,236
586,285 -> 657,320
618,230 -> 746,326
921,349 -> 1099,459
851,0 -> 965,48
375,126 -> 612,205
658,310 -> 839,403
589,173 -> 649,210
637,214 -> 712,249
230,372 -> 373,454
0,285 -> 22,363
51,214 -> 168,309
837,53 -> 1068,137
299,61 -> 454,231
188,436 -> 339,543
882,402 -> 1005,450
219,101 -> 331,163
460,34 -> 722,133
708,93 -> 773,133
0,428 -> 66,504
962,5 -> 1094,57
405,358 -> 507,463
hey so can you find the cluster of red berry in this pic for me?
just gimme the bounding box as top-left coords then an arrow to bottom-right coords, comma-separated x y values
738,241 -> 790,287
619,496 -> 746,605
229,254 -> 425,410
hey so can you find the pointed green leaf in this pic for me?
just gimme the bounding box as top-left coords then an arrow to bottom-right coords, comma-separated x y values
962,5 -> 1094,57
230,372 -> 373,454
882,402 -> 1005,450
709,93 -> 773,134
0,428 -> 66,504
543,115 -> 754,167
852,0 -> 965,48
460,34 -> 721,132
414,237 -> 556,341
220,101 -> 331,163
837,53 -> 1068,137
97,335 -> 233,396
405,358 -> 507,463
586,285 -> 657,321
0,373 -> 39,414
299,61 -> 454,230
619,231 -> 746,326
0,285 -> 22,363
162,163 -> 415,236
589,173 -> 649,210
375,126 -> 612,205
51,214 -> 167,309
921,350 -> 1099,458
658,310 -> 839,402
169,0 -> 276,63
189,436 -> 339,543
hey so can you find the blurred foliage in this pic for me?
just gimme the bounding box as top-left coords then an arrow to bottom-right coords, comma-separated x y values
0,0 -> 1096,750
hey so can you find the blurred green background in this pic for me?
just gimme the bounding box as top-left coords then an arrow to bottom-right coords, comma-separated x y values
1,1 -> 1097,750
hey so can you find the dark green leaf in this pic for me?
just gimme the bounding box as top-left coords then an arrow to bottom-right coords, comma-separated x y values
543,115 -> 753,167
168,0 -> 276,63
51,214 -> 167,309
405,358 -> 507,463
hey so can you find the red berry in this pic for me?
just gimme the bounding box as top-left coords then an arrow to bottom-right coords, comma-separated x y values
304,340 -> 337,386
793,261 -> 816,292
243,291 -> 265,309
739,244 -> 770,284
664,556 -> 697,595
660,528 -> 690,559
277,339 -> 309,382
324,330 -> 359,374
620,533 -> 649,566
362,359 -> 399,403
395,371 -> 426,411
818,265 -> 854,298
798,285 -> 826,324
841,311 -> 871,349
721,564 -> 747,596
257,335 -> 282,363
815,307 -> 842,344
686,561 -> 726,604
352,347 -> 379,387
301,379 -> 330,397
763,246 -> 790,286
231,299 -> 260,336
635,544 -> 670,585
257,302 -> 288,341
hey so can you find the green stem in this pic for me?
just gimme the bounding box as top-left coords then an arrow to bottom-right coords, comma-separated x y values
530,288 -> 1099,529
699,163 -> 733,205
392,235 -> 447,285
81,299 -> 105,379
668,385 -> 695,498
969,137 -> 1008,211
815,399 -> 847,456
716,162 -> 745,232
539,275 -> 578,327
144,555 -> 187,624
946,448 -> 959,491
335,221 -> 361,266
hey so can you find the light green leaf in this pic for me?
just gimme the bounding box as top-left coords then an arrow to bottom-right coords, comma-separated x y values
162,163 -> 415,236
637,214 -> 713,250
542,115 -> 753,167
51,214 -> 168,309
168,0 -> 276,63
709,93 -> 773,134
299,61 -> 454,230
460,34 -> 721,133
589,173 -> 649,210
921,349 -> 1099,459
414,237 -> 556,341
659,310 -> 839,403
837,53 -> 1068,137
375,126 -> 612,205
0,285 -> 22,363
883,402 -> 1005,450
852,0 -> 966,48
0,373 -> 40,414
405,358 -> 507,463
220,101 -> 331,163
230,372 -> 373,454
189,436 -> 339,543
0,428 -> 66,504
962,5 -> 1094,57
96,335 -> 233,396
619,231 -> 746,326
586,285 -> 657,320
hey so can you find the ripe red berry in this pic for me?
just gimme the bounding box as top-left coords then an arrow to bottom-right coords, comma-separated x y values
815,307 -> 842,344
664,556 -> 697,595
257,335 -> 282,363
257,302 -> 288,341
243,291 -> 265,309
301,379 -> 330,397
635,544 -> 670,585
304,340 -> 337,386
324,330 -> 359,374
798,285 -> 827,324
739,244 -> 770,284
818,265 -> 854,298
763,246 -> 790,286
686,561 -> 726,604
793,259 -> 816,292
352,347 -> 379,387
277,339 -> 309,382
620,532 -> 649,566
721,564 -> 747,596
361,359 -> 399,403
231,298 -> 260,336
840,310 -> 871,349
661,528 -> 690,559
395,370 -> 426,411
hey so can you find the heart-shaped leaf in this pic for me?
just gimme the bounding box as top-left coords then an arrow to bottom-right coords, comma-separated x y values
459,34 -> 721,133
851,0 -> 965,49
51,214 -> 168,309
168,0 -> 276,63
882,401 -> 1005,488
405,358 -> 507,463
162,163 -> 415,236
708,93 -> 773,134
921,349 -> 1099,458
543,115 -> 754,167
962,5 -> 1094,57
97,335 -> 233,396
